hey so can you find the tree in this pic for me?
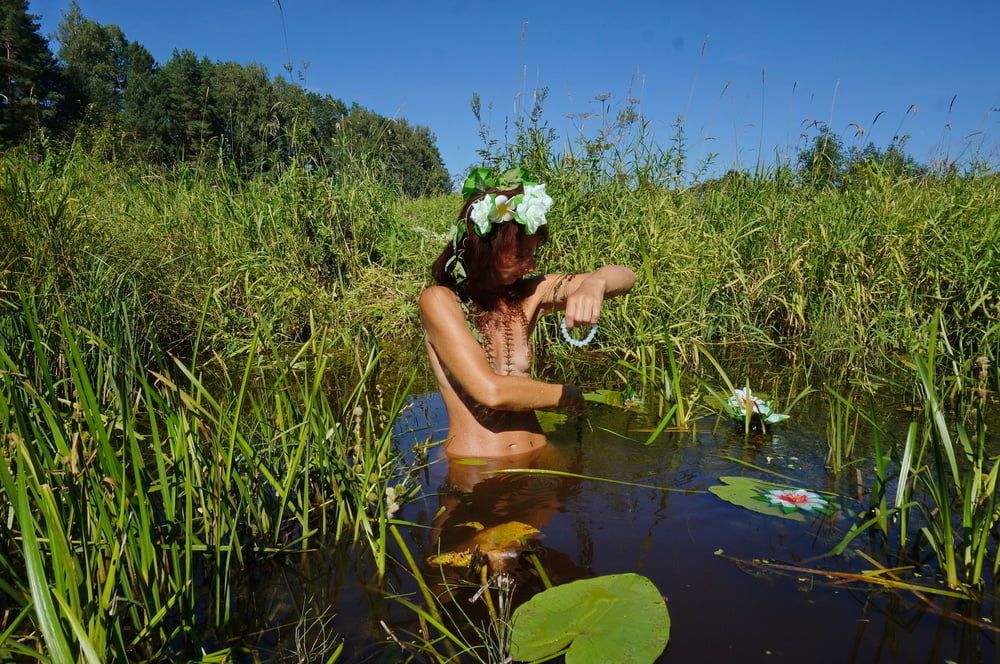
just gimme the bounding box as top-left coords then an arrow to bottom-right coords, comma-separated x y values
845,138 -> 926,183
56,1 -> 133,120
0,0 -> 64,145
210,61 -> 276,169
338,106 -> 450,196
160,49 -> 212,158
797,127 -> 845,189
119,41 -> 171,160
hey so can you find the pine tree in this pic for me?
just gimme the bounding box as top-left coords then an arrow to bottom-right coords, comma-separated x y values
0,0 -> 65,145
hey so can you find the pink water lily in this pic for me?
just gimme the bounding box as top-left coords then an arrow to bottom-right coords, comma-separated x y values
764,488 -> 827,512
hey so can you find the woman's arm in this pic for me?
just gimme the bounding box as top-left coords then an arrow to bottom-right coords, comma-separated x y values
538,265 -> 636,328
419,286 -> 583,413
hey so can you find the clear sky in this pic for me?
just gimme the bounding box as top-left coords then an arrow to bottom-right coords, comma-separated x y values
26,0 -> 1000,182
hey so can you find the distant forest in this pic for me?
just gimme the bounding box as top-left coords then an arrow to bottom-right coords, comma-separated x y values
0,0 -> 451,196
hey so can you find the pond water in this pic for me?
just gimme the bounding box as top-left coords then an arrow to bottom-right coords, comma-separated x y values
231,389 -> 998,663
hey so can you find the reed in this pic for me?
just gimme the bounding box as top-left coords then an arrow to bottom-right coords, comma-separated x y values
0,302 -> 413,660
825,388 -> 861,473
4,131 -> 998,376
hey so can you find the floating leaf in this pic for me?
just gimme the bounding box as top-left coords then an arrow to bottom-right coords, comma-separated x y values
708,476 -> 837,522
456,521 -> 484,531
583,390 -> 624,408
427,550 -> 473,568
472,521 -> 540,551
510,573 -> 670,663
536,410 -> 568,433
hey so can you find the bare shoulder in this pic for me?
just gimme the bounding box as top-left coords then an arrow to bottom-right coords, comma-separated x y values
419,285 -> 458,308
419,285 -> 464,322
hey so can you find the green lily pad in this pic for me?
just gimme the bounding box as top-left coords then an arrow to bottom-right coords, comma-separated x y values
583,390 -> 624,408
536,410 -> 568,433
708,476 -> 836,522
428,521 -> 541,570
510,573 -> 670,663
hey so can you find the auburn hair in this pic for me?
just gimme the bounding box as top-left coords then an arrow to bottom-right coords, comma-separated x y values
431,186 -> 549,310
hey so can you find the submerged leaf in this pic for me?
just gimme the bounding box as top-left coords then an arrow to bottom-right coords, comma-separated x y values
454,457 -> 489,466
510,573 -> 670,663
428,521 -> 541,569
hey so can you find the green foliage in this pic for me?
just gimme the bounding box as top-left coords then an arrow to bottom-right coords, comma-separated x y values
56,2 -> 147,121
797,126 -> 846,189
0,301 -> 413,660
12,4 -> 449,193
509,574 -> 670,664
0,0 -> 65,145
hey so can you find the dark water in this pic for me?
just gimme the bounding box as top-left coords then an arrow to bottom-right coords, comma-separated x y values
235,391 -> 999,663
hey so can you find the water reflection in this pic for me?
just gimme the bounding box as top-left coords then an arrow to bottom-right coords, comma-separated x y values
222,391 -> 1000,662
427,444 -> 593,598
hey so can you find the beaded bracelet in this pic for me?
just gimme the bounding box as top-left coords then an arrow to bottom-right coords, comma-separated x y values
560,319 -> 598,347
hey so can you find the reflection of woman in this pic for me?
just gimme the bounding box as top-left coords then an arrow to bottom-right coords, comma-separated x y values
429,444 -> 591,591
419,170 -> 635,458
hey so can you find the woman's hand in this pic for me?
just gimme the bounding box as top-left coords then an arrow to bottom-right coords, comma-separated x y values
563,276 -> 607,329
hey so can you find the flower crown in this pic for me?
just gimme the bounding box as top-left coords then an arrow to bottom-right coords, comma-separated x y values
461,167 -> 554,236
445,167 -> 554,282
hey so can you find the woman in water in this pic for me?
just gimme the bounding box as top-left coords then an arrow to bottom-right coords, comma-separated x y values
419,170 -> 636,458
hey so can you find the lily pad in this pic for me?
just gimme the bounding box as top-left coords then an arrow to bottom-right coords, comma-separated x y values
426,521 -> 541,569
510,573 -> 670,663
583,390 -> 624,408
472,521 -> 540,550
426,550 -> 473,567
536,410 -> 568,433
708,476 -> 836,521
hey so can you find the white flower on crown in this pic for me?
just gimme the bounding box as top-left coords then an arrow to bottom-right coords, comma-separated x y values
516,184 -> 553,234
470,195 -> 494,235
491,194 -> 516,223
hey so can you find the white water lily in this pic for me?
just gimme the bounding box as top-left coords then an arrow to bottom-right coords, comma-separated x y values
726,388 -> 789,424
764,488 -> 827,512
727,388 -> 769,415
470,195 -> 494,235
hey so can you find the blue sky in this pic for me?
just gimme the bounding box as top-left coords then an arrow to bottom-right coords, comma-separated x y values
27,0 -> 1000,182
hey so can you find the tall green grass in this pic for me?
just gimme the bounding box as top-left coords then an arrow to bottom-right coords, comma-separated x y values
0,301 -> 413,660
4,133 -> 997,375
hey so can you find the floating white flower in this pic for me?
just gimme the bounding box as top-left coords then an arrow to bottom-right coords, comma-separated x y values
726,388 -> 789,424
764,488 -> 827,513
470,195 -> 495,235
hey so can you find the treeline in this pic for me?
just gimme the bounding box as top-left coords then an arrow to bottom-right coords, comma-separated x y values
0,0 -> 450,195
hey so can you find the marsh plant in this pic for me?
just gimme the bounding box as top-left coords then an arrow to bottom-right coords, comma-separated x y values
0,302 -> 414,661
